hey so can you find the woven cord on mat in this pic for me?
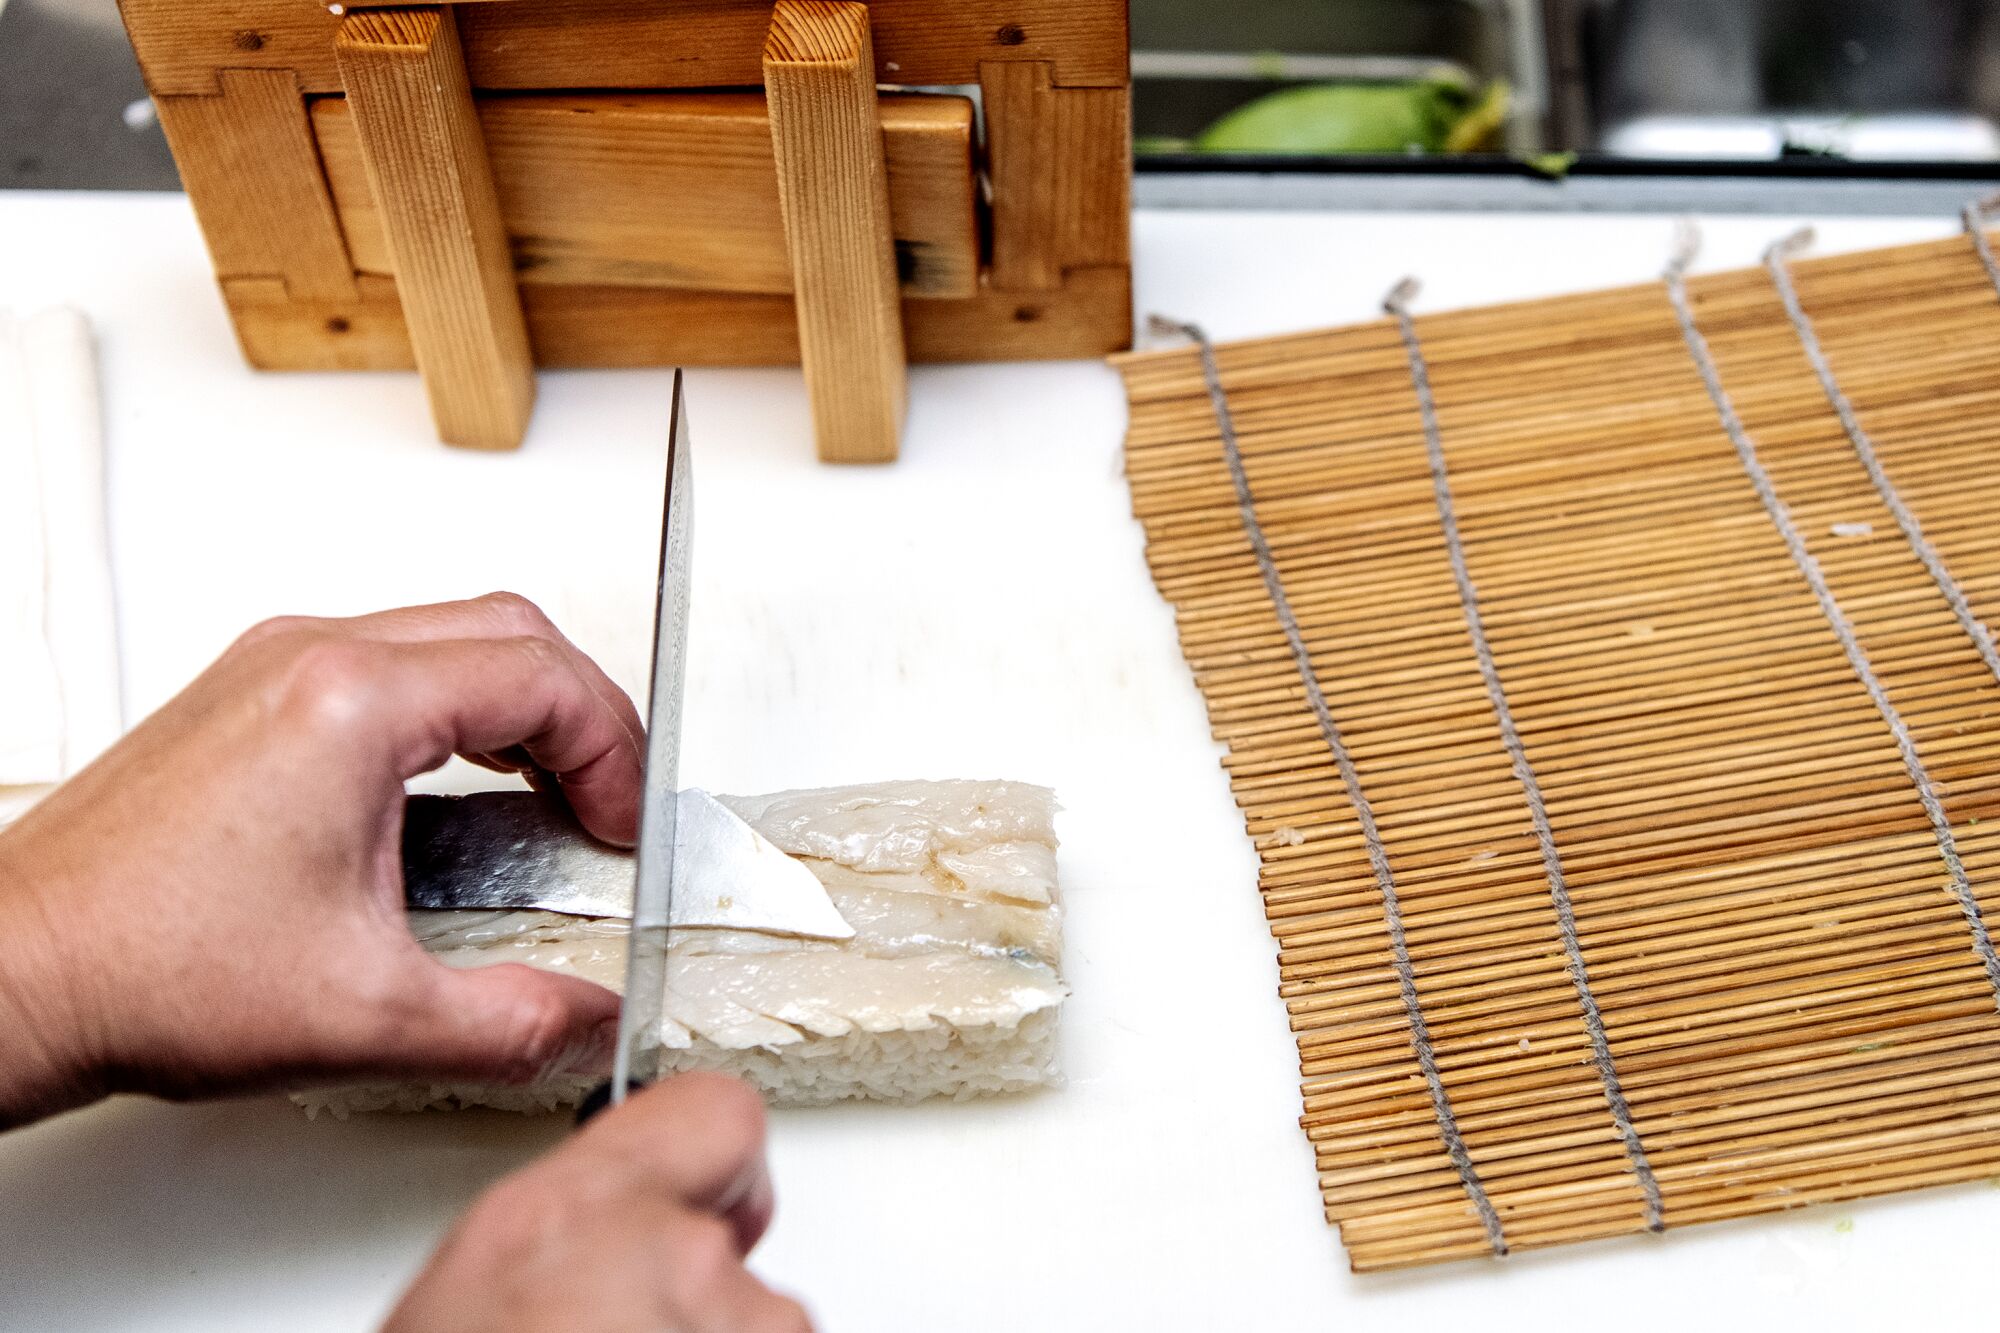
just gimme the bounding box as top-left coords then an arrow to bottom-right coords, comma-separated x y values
1145,313 -> 1510,1258
1764,227 -> 2000,687
1117,213 -> 2000,1271
1664,225 -> 2000,1001
1385,278 -> 1668,1235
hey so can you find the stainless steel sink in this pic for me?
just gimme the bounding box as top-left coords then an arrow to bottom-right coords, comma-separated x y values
1134,0 -> 2000,164
1558,0 -> 2000,160
1132,0 -> 1549,152
5,0 -> 1998,209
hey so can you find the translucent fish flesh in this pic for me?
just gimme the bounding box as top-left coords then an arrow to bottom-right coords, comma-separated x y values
299,780 -> 1066,1114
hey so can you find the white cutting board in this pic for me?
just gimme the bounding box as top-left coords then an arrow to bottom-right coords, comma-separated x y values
0,191 -> 1990,1331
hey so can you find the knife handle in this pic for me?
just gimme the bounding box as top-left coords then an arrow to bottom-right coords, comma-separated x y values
574,1078 -> 647,1125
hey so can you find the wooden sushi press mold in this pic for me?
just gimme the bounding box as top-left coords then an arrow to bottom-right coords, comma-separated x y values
112,0 -> 1135,461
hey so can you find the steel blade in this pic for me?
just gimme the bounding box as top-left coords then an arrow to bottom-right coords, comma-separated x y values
612,369 -> 692,1104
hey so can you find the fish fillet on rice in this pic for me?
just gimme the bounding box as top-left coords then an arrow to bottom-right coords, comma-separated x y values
295,780 -> 1066,1115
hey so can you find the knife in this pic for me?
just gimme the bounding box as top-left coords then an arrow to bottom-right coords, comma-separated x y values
399,373 -> 848,1113
608,366 -> 694,1109
401,369 -> 693,1121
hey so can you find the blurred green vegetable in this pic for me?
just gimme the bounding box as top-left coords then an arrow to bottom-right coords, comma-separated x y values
1444,81 -> 1511,153
1191,78 -> 1510,155
1516,149 -> 1579,179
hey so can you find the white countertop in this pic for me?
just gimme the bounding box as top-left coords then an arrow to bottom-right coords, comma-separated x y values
0,192 -> 1990,1330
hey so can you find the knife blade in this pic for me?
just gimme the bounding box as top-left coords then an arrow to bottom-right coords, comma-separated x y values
612,367 -> 694,1106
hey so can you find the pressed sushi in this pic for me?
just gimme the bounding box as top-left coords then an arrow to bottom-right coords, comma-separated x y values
297,780 -> 1066,1114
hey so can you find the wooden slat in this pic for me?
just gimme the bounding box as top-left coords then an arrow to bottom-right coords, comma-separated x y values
125,0 -> 1134,389
335,6 -> 533,450
981,60 -> 1131,291
221,265 -> 1132,370
1115,229 -> 2000,1271
118,0 -> 344,96
311,91 -> 978,300
764,0 -> 906,464
221,275 -> 413,370
930,266 -> 1130,363
152,69 -> 357,302
119,0 -> 1128,96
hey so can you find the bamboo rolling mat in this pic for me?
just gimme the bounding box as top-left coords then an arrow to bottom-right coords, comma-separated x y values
1114,207 -> 2000,1272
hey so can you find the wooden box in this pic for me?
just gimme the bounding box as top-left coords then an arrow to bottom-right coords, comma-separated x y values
115,0 -> 1133,459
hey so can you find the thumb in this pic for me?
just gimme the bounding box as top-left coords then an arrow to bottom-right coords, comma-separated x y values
402,962 -> 622,1087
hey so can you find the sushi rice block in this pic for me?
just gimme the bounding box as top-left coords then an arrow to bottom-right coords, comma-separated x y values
296,781 -> 1066,1115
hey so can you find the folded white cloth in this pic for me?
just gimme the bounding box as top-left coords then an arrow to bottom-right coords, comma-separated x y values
0,308 -> 121,823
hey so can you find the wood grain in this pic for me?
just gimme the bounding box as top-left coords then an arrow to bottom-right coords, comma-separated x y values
123,0 -> 1135,408
221,265 -> 1133,370
152,69 -> 357,302
222,274 -> 412,370
334,6 -> 534,450
764,0 -> 906,463
1116,229 -> 2000,1270
981,60 -> 1132,291
312,91 -> 978,299
119,0 -> 1128,96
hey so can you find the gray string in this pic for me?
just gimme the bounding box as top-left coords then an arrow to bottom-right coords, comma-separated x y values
1964,191 -> 2000,296
1663,224 -> 2000,1006
1146,313 -> 1509,1257
1765,229 -> 2000,688
1384,279 -> 1667,1235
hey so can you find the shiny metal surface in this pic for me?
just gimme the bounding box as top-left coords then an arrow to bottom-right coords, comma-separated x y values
1557,0 -> 2000,155
611,368 -> 692,1104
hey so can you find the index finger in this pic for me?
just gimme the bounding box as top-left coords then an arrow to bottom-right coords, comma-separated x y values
359,635 -> 646,846
250,593 -> 646,780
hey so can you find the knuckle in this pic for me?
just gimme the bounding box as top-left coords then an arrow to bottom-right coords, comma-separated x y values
477,591 -> 556,637
522,632 -> 566,667
503,633 -> 570,682
229,614 -> 318,656
512,638 -> 592,723
267,635 -> 380,734
492,986 -> 574,1085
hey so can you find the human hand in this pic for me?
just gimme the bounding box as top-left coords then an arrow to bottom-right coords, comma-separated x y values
0,593 -> 643,1127
387,1073 -> 810,1333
